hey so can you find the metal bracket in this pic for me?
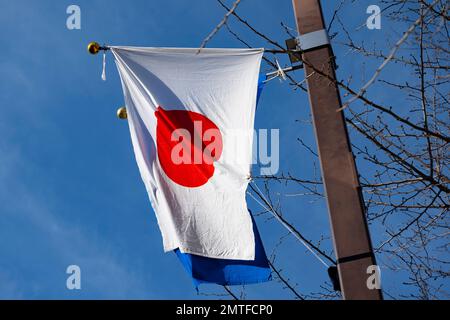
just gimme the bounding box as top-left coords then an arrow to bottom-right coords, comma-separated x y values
285,38 -> 302,64
327,266 -> 341,292
296,29 -> 330,52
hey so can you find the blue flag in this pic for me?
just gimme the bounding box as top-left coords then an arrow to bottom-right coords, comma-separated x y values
256,73 -> 266,106
175,213 -> 271,287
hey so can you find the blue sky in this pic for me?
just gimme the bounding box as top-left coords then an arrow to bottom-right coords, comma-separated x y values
0,0 -> 442,299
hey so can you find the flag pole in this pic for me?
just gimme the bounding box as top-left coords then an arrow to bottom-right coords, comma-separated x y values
87,41 -> 301,119
291,0 -> 382,300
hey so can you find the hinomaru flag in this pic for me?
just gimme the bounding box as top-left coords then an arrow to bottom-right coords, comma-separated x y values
112,47 -> 263,262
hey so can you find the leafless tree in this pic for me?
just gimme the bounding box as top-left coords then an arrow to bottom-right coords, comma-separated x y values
201,0 -> 449,300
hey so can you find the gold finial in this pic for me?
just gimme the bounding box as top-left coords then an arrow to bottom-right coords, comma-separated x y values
117,107 -> 128,120
87,42 -> 101,55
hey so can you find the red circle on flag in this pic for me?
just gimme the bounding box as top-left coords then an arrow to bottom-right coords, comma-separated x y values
155,106 -> 223,187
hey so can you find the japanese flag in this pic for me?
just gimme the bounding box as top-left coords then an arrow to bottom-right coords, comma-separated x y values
112,47 -> 263,260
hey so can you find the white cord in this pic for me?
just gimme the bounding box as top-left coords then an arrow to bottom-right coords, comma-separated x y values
101,51 -> 106,81
275,58 -> 287,81
263,58 -> 287,83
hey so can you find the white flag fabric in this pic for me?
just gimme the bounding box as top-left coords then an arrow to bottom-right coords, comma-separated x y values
112,47 -> 263,260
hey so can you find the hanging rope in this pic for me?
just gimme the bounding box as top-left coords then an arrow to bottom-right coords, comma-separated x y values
263,58 -> 287,83
264,68 -> 314,85
101,50 -> 107,81
248,180 -> 331,268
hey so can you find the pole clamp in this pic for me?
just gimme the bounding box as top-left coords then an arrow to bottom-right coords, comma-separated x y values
295,29 -> 330,52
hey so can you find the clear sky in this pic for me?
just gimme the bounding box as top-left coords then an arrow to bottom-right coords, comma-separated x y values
0,0 -> 440,299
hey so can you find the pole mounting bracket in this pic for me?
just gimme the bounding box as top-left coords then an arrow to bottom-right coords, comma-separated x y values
295,29 -> 330,52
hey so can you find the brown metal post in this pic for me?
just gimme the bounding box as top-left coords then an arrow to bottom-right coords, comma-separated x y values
292,0 -> 382,299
